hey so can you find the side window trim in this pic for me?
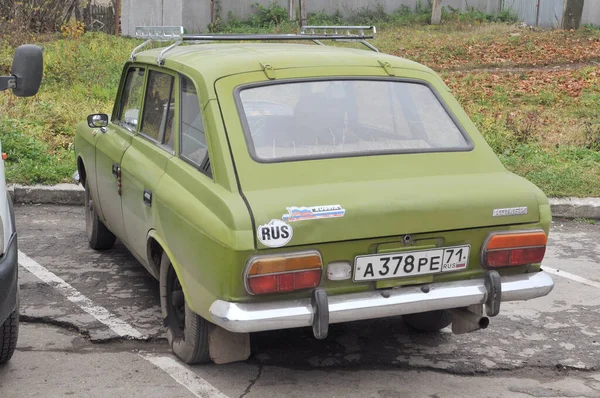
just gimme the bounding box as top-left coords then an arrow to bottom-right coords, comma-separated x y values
178,74 -> 212,179
137,68 -> 177,154
113,65 -> 148,133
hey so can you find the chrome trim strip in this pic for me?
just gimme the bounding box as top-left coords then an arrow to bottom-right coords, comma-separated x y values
209,271 -> 554,333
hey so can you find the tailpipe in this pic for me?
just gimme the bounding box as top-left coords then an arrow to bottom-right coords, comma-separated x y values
449,306 -> 489,335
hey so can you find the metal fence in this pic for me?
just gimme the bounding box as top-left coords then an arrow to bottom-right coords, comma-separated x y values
501,0 -> 566,28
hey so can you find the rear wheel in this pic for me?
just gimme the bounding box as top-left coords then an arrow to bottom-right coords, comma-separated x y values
0,310 -> 18,364
160,252 -> 210,364
84,181 -> 116,250
403,310 -> 452,332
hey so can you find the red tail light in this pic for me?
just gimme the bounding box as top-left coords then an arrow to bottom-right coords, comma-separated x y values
482,230 -> 547,268
245,251 -> 322,295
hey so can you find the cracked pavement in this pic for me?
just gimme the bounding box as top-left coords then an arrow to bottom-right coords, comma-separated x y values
1,205 -> 600,397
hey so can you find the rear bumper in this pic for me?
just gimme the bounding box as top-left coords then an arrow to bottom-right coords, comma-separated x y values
209,271 -> 554,333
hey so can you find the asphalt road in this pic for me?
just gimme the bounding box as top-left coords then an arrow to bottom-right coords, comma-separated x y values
2,204 -> 600,397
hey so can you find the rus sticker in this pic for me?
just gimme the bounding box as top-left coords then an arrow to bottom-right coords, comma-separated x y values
257,219 -> 293,248
493,207 -> 528,217
282,205 -> 345,222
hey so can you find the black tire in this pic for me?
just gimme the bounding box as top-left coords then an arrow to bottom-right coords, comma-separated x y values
84,181 -> 116,250
160,252 -> 210,364
403,310 -> 452,332
0,310 -> 18,364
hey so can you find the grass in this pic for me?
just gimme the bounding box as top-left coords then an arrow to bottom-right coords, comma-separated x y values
1,7 -> 600,196
0,119 -> 74,184
574,218 -> 597,225
0,32 -> 135,184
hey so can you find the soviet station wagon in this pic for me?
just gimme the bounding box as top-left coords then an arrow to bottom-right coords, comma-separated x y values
73,26 -> 554,364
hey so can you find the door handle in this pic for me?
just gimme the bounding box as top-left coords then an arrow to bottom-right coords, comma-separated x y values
143,189 -> 152,206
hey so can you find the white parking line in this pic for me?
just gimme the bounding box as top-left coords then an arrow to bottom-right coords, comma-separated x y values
544,266 -> 600,289
18,250 -> 229,398
18,251 -> 144,339
141,354 -> 229,398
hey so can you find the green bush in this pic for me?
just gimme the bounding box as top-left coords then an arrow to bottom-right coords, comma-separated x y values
345,4 -> 389,25
208,1 -> 520,32
307,10 -> 345,26
448,6 -> 519,23
250,1 -> 288,27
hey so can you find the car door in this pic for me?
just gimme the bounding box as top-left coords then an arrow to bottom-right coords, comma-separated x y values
95,66 -> 146,240
120,68 -> 176,259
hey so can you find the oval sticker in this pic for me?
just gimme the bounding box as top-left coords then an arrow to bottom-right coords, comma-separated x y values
257,219 -> 293,248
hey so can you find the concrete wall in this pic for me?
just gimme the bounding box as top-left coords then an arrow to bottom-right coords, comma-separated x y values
217,0 -> 500,21
121,0 -> 596,36
183,0 -> 212,33
122,0 -> 162,36
121,0 -> 209,36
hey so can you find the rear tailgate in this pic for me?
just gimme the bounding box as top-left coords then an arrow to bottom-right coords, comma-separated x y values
242,171 -> 540,248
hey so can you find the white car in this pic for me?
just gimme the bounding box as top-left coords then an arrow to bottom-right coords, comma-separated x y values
0,44 -> 43,364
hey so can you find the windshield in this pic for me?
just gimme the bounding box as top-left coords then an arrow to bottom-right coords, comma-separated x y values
237,79 -> 471,162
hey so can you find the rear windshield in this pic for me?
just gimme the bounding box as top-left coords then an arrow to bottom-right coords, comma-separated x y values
237,79 -> 471,162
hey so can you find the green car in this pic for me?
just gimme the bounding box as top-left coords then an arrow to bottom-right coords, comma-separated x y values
74,26 -> 554,365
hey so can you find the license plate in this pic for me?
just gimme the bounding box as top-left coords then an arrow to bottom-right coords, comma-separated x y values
353,245 -> 470,282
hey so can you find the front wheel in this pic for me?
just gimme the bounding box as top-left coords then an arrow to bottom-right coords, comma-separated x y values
403,310 -> 452,332
84,182 -> 116,250
160,252 -> 211,364
0,310 -> 18,364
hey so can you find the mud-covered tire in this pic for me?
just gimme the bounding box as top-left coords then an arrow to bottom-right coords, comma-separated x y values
403,310 -> 452,332
0,310 -> 18,364
160,252 -> 210,364
84,182 -> 116,250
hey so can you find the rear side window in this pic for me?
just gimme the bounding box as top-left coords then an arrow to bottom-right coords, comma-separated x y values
141,70 -> 175,144
238,79 -> 471,162
117,67 -> 146,131
180,76 -> 211,177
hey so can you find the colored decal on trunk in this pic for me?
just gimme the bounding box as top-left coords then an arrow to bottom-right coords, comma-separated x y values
257,219 -> 293,248
282,205 -> 345,222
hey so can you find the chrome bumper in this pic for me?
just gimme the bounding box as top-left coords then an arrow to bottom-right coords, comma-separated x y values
209,271 -> 554,334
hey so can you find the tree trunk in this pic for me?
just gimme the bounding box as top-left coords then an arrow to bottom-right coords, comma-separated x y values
562,0 -> 584,30
299,0 -> 306,27
288,0 -> 295,21
115,0 -> 120,35
431,0 -> 442,25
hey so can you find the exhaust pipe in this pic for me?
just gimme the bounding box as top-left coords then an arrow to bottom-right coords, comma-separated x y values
449,307 -> 489,335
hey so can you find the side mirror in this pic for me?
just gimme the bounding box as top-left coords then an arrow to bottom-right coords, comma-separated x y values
87,113 -> 109,128
11,44 -> 44,97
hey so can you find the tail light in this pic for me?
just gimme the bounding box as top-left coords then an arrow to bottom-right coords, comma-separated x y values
482,230 -> 547,268
245,251 -> 322,295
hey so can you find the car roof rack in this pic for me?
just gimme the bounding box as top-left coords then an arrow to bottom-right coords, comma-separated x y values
130,25 -> 378,65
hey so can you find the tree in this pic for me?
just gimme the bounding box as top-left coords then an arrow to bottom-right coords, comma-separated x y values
288,0 -> 295,21
298,0 -> 306,27
431,0 -> 442,25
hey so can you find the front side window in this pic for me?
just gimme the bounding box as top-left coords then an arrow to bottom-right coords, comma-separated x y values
117,67 -> 146,131
238,79 -> 471,162
141,70 -> 175,143
180,76 -> 209,168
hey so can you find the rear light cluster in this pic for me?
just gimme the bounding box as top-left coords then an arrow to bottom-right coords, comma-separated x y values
482,230 -> 547,268
245,251 -> 322,295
